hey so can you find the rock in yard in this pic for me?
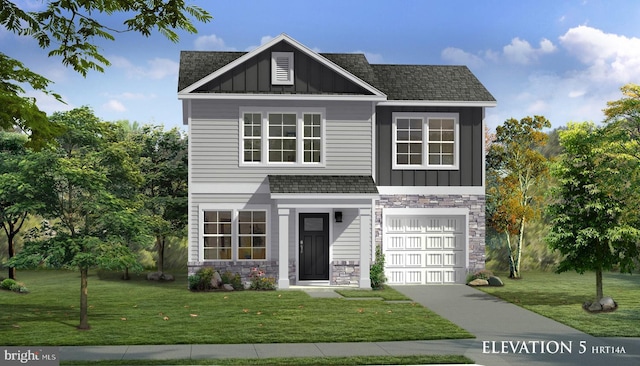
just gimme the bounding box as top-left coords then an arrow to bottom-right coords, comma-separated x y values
599,297 -> 616,311
468,279 -> 489,286
211,271 -> 222,289
487,276 -> 504,286
588,301 -> 603,312
161,273 -> 174,281
223,284 -> 234,291
147,272 -> 161,281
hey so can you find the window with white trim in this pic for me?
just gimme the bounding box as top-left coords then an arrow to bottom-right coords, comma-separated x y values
202,209 -> 268,261
392,112 -> 459,170
272,52 -> 294,85
240,108 -> 325,166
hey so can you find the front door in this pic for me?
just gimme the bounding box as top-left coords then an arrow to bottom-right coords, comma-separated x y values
299,213 -> 329,281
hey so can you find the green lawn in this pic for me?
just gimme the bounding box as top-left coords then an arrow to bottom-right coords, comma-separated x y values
0,270 -> 473,346
478,271 -> 640,337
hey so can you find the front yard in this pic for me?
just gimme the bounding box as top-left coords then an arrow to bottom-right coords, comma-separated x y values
0,270 -> 473,346
478,270 -> 640,337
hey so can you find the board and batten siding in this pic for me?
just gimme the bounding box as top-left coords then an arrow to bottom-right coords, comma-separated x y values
189,99 -> 374,183
375,106 -> 484,187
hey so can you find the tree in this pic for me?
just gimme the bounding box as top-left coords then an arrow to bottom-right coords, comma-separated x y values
0,1 -> 211,146
487,116 -> 551,278
134,126 -> 188,274
0,131 -> 56,278
9,107 -> 146,329
546,122 -> 640,302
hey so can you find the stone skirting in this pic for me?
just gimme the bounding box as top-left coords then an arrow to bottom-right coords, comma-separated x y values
375,194 -> 486,271
331,260 -> 360,285
188,260 -> 296,285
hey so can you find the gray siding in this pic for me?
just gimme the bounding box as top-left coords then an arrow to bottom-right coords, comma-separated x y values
190,99 -> 373,183
375,106 -> 484,186
332,209 -> 361,260
195,42 -> 372,95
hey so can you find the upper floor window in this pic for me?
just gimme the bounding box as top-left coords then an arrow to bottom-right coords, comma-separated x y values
240,108 -> 325,166
392,112 -> 459,170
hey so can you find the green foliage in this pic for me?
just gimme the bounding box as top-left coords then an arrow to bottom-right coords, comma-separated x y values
486,115 -> 551,278
187,274 -> 202,291
0,278 -> 27,293
1,278 -> 17,289
370,246 -> 387,290
545,122 -> 640,300
221,271 -> 244,290
249,267 -> 276,290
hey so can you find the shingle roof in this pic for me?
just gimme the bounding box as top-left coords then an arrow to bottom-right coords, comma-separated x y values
178,50 -> 496,102
371,64 -> 496,102
268,175 -> 379,194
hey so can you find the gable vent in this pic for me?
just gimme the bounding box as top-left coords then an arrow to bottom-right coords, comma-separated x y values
272,52 -> 294,85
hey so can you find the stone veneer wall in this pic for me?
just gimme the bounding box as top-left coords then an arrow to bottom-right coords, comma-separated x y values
188,260 -> 296,286
375,194 -> 486,272
331,260 -> 360,285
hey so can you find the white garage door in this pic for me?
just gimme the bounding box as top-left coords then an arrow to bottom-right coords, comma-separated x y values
383,215 -> 466,284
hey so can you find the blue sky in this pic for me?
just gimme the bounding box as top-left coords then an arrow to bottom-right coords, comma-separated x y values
3,0 -> 640,130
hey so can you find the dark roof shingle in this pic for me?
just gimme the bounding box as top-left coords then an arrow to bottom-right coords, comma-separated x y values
268,175 -> 378,194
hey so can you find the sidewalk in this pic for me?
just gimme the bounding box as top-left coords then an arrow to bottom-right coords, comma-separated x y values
59,285 -> 640,365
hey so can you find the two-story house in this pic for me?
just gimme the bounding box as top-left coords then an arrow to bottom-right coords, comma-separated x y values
178,34 -> 495,289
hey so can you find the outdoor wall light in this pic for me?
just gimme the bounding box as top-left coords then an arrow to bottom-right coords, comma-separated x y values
335,211 -> 343,223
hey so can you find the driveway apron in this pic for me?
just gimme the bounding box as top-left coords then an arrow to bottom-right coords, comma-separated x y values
393,285 -> 639,365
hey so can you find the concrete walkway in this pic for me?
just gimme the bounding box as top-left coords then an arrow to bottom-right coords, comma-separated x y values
58,285 -> 640,365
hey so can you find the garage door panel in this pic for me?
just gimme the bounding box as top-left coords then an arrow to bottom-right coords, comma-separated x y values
384,214 -> 467,285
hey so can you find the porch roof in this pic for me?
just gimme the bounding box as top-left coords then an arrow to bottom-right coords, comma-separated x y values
267,175 -> 379,195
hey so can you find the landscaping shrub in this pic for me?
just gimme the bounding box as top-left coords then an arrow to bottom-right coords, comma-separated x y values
221,271 -> 244,290
1,278 -> 17,290
248,267 -> 276,290
466,269 -> 494,283
188,274 -> 203,291
370,246 -> 387,290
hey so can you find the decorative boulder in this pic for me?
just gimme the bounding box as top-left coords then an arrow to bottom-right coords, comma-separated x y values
599,297 -> 617,311
588,301 -> 603,312
487,276 -> 504,286
161,273 -> 174,281
211,271 -> 222,289
147,272 -> 161,281
468,278 -> 489,286
223,284 -> 234,291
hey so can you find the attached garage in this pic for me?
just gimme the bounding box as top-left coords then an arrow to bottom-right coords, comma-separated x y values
382,209 -> 468,284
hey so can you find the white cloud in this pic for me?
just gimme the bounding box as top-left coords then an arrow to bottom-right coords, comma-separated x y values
245,35 -> 276,51
441,47 -> 484,68
503,37 -> 556,65
194,34 -> 236,51
559,25 -> 640,84
27,90 -> 73,116
103,99 -> 126,112
103,92 -> 157,100
110,56 -> 178,80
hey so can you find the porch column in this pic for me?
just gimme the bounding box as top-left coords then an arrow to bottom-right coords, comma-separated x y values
359,208 -> 372,289
278,208 -> 290,289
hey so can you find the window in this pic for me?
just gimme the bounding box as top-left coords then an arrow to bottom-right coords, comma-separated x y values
238,211 -> 267,260
240,108 -> 325,166
268,113 -> 297,162
203,211 -> 232,260
243,113 -> 261,162
201,208 -> 268,261
303,114 -> 322,163
392,113 -> 459,169
272,52 -> 294,85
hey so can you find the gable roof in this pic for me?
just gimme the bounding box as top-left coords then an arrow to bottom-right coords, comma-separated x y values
178,34 -> 495,105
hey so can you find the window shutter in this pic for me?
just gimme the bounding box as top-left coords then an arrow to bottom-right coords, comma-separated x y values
272,52 -> 294,85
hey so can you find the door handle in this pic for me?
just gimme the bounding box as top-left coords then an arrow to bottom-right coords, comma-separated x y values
299,240 -> 303,254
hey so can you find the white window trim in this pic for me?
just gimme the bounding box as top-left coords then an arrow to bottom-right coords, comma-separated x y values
239,107 -> 326,167
198,204 -> 270,262
271,52 -> 294,85
392,112 -> 459,170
